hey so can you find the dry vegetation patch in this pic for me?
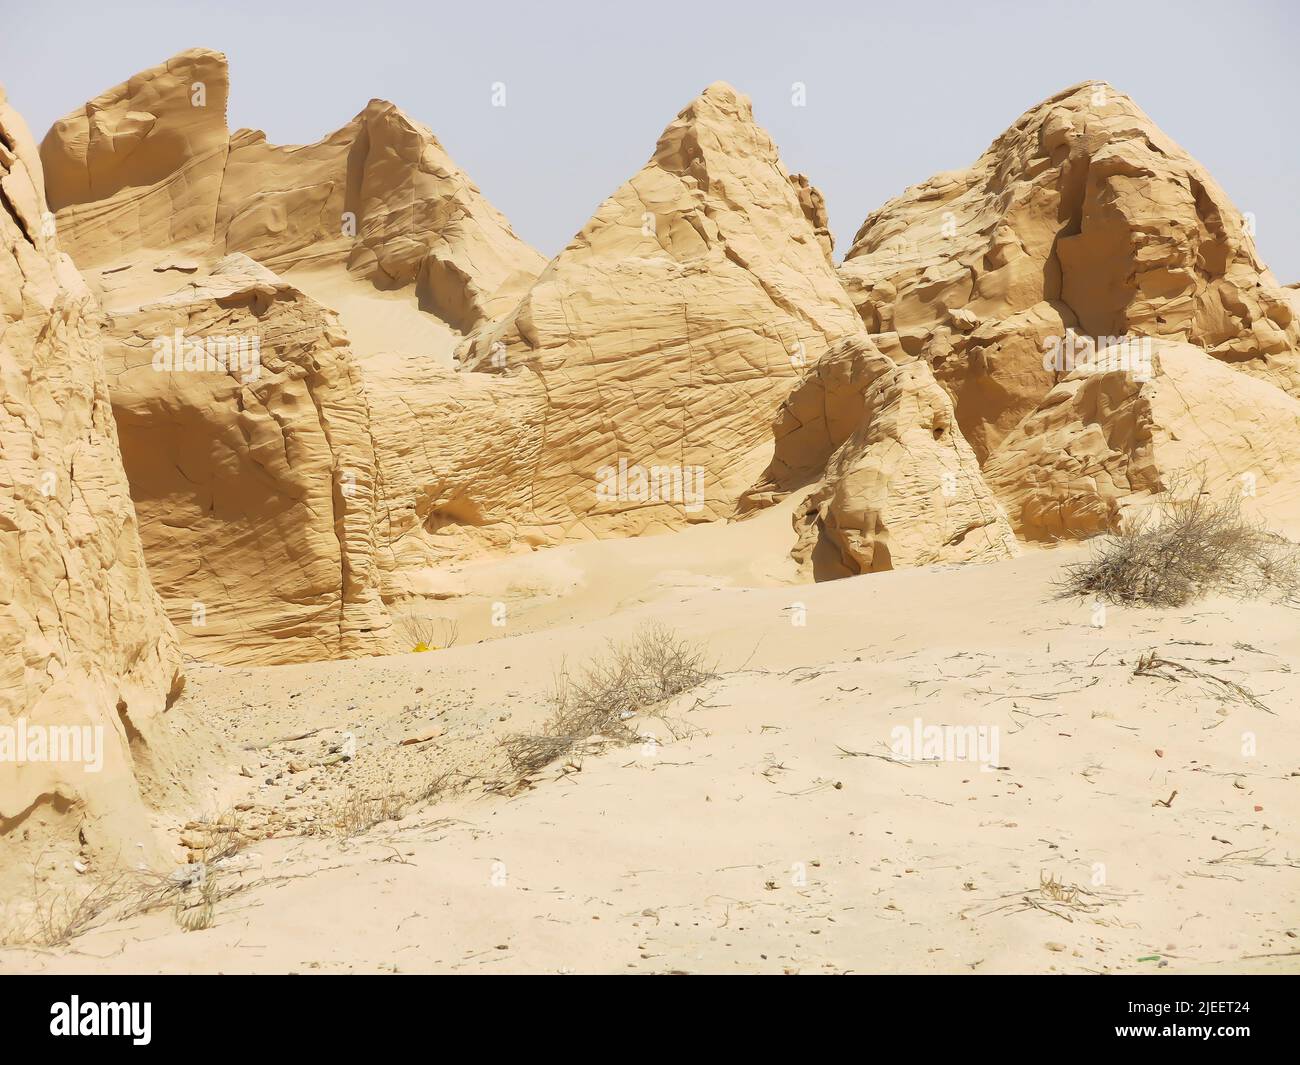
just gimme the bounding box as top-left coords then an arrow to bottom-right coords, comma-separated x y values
501,623 -> 715,781
1060,482 -> 1300,608
395,611 -> 460,652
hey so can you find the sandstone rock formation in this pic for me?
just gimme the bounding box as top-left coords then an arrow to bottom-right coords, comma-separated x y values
359,84 -> 873,584
33,49 -> 550,664
838,82 -> 1300,462
983,337 -> 1300,541
40,68 -> 877,645
40,49 -> 230,267
100,254 -> 394,665
361,359 -> 538,585
1,85 -> 184,885
458,82 -> 864,533
217,98 -> 546,333
33,56 -> 1300,679
743,337 -> 1018,578
40,48 -> 545,334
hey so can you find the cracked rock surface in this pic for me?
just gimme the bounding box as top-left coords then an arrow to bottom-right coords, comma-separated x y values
1,83 -> 186,888
838,81 -> 1300,463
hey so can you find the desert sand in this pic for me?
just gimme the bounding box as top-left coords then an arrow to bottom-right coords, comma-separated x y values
4,514 -> 1299,974
3,45 -> 1299,976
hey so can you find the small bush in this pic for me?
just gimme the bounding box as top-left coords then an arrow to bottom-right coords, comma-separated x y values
395,612 -> 459,653
502,622 -> 715,778
9,873 -> 133,947
1060,482 -> 1300,608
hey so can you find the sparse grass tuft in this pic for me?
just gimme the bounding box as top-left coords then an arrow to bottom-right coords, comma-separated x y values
323,770 -> 455,839
1059,480 -> 1300,608
330,790 -> 407,838
501,622 -> 715,779
173,870 -> 222,932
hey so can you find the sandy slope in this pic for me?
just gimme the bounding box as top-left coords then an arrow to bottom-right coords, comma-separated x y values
3,509 -> 1297,974
284,265 -> 462,369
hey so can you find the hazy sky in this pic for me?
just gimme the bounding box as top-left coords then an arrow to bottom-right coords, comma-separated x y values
2,0 -> 1296,278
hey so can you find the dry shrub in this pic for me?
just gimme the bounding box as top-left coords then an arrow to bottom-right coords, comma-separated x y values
502,622 -> 715,778
4,857 -> 236,946
173,870 -> 223,932
328,789 -> 408,839
396,611 -> 459,652
1060,481 -> 1300,608
7,871 -> 134,947
324,771 -> 454,839
970,870 -> 1131,922
186,807 -> 253,864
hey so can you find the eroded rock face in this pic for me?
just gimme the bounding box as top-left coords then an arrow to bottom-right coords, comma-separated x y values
34,49 -> 548,664
984,338 -> 1300,541
217,99 -> 546,332
458,82 -> 864,536
839,82 -> 1300,461
361,359 -> 540,588
745,337 -> 1018,579
40,49 -> 231,264
101,255 -> 394,665
352,85 -> 886,582
40,49 -> 545,333
1,86 -> 183,884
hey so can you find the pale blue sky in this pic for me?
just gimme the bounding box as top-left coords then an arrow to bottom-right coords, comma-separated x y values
2,0 -> 1296,279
